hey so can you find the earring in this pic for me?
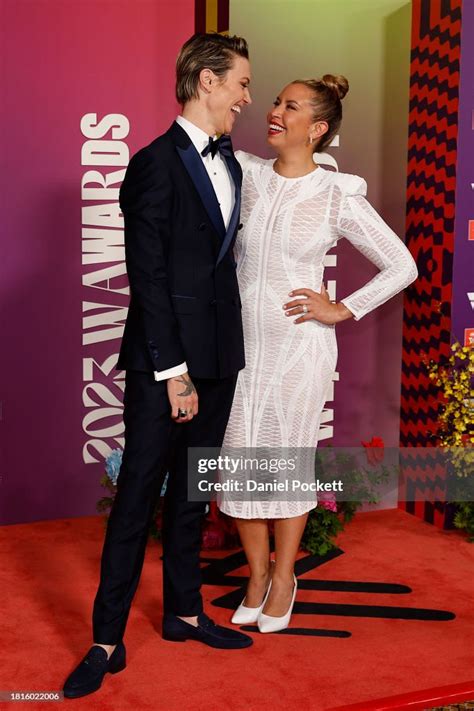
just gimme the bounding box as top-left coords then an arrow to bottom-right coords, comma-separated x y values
309,136 -> 313,145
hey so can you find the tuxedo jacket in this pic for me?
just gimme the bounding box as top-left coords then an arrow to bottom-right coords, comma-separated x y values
116,121 -> 245,380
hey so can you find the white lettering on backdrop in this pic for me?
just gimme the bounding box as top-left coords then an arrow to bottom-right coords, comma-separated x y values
79,119 -> 340,461
313,145 -> 340,442
80,113 -> 130,464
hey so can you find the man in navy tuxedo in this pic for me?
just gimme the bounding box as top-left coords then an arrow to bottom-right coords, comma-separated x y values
64,33 -> 252,699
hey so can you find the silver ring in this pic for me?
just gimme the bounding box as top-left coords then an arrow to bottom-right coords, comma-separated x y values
177,408 -> 188,418
302,304 -> 308,314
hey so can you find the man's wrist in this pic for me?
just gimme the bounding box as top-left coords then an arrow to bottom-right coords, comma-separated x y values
167,370 -> 188,381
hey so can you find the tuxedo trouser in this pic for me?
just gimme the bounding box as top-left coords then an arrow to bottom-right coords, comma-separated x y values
92,369 -> 238,644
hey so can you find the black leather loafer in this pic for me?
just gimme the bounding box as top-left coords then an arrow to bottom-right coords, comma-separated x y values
63,642 -> 126,699
162,612 -> 253,649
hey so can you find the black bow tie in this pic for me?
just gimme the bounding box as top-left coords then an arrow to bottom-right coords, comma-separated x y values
201,134 -> 234,160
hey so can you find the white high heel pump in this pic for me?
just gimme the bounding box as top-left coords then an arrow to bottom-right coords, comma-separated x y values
231,568 -> 274,625
257,574 -> 297,633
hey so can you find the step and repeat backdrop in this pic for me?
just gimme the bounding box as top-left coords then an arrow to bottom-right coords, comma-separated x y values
1,0 -> 471,525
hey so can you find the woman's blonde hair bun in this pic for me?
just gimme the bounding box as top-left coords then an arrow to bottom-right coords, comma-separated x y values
321,74 -> 349,101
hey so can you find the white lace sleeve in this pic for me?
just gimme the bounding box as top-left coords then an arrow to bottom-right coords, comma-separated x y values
337,176 -> 418,321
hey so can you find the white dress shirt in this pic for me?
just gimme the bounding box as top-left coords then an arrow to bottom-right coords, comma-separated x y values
153,115 -> 235,381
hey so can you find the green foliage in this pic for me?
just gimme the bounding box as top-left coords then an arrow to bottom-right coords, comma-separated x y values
453,502 -> 474,542
301,506 -> 344,556
300,447 -> 392,556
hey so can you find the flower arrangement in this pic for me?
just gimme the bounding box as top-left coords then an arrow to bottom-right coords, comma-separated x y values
301,436 -> 390,556
96,345 -> 473,552
97,449 -> 167,541
200,445 -> 388,555
96,448 -> 122,511
97,451 -> 239,548
426,340 -> 474,540
98,437 -> 391,554
201,501 -> 241,549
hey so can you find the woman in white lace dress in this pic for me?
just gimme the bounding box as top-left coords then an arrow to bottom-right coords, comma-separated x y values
217,75 -> 418,632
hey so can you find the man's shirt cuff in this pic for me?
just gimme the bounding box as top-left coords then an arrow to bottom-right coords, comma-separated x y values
153,362 -> 188,381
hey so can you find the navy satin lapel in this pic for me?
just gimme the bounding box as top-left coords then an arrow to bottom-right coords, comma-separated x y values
216,155 -> 242,266
176,144 -> 226,238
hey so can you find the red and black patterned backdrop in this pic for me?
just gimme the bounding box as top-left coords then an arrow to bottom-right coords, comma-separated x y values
399,0 -> 462,527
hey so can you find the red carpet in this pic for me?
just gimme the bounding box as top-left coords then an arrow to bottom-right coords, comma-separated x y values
1,508 -> 473,710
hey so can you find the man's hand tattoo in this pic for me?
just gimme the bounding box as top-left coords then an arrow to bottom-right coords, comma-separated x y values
174,374 -> 196,397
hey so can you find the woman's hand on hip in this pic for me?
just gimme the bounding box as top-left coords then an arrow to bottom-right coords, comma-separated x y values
283,285 -> 353,325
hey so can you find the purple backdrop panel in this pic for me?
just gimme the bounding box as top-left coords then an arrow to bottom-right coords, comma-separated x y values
1,0 -> 194,524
